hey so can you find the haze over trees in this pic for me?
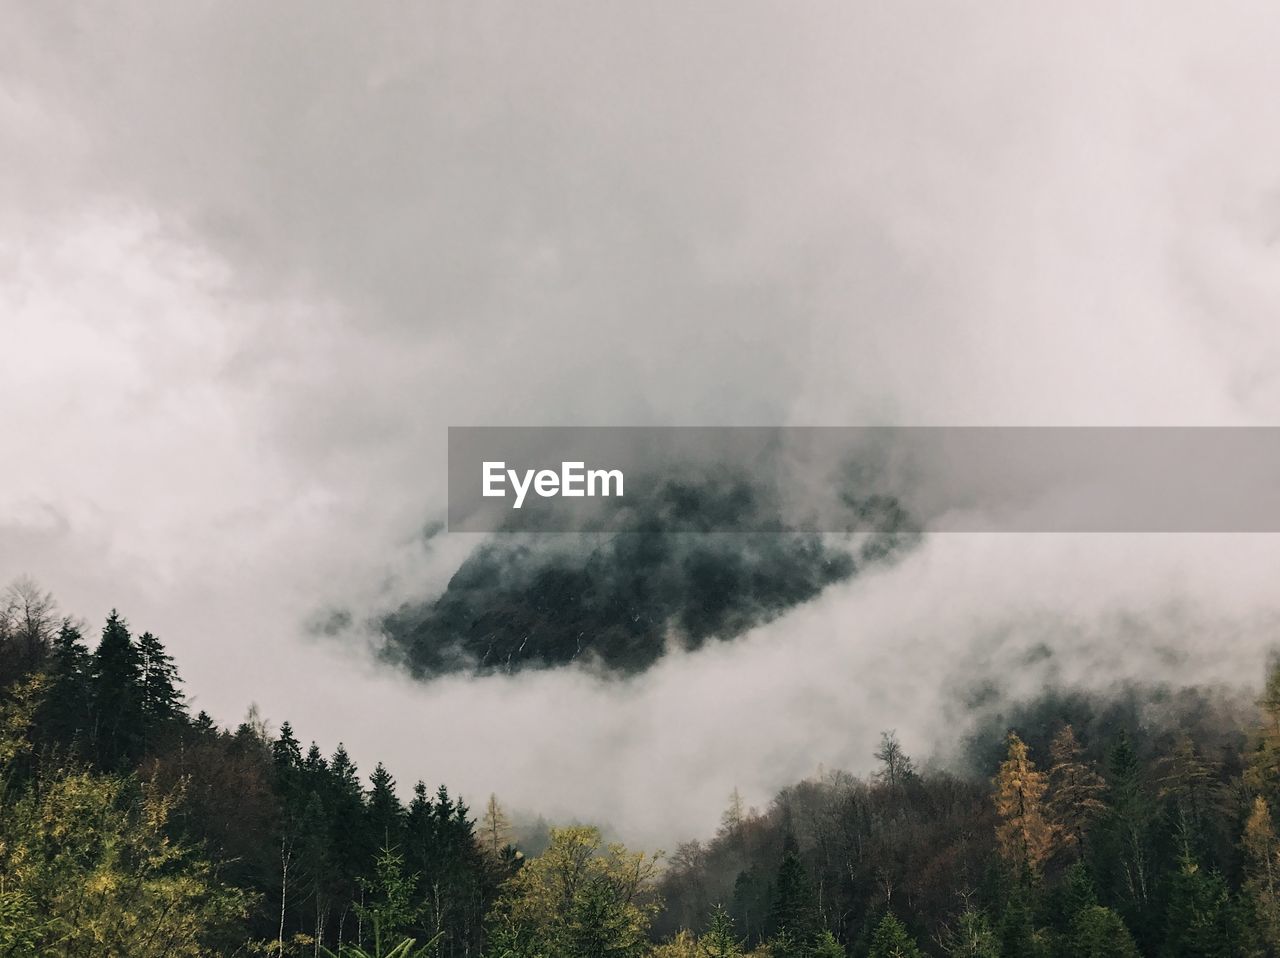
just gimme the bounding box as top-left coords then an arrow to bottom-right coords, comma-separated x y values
4,578 -> 1280,956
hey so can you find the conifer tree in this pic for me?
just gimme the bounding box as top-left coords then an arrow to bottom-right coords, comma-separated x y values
90,609 -> 144,769
481,792 -> 513,861
39,622 -> 92,749
700,905 -> 744,958
1162,853 -> 1252,958
867,914 -> 923,958
137,631 -> 184,753
1069,906 -> 1139,958
368,763 -> 406,852
939,907 -> 999,958
769,835 -> 821,946
1244,795 -> 1280,949
1097,734 -> 1154,940
993,733 -> 1056,877
1046,725 -> 1105,857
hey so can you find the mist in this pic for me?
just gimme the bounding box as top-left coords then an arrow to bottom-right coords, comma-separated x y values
3,1 -> 1280,848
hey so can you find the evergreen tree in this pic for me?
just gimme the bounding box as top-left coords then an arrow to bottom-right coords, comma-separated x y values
867,914 -> 923,958
90,609 -> 144,769
939,907 -> 999,958
1162,854 -> 1252,958
1069,906 -> 1139,958
367,762 -> 405,852
700,905 -> 744,958
768,835 -> 821,946
1097,733 -> 1154,944
39,622 -> 92,750
137,631 -> 183,755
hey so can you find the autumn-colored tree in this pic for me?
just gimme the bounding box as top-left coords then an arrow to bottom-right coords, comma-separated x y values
1046,725 -> 1105,857
481,792 -> 513,860
993,733 -> 1057,877
1244,795 -> 1280,948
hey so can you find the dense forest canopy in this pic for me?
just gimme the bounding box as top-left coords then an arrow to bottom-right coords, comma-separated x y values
378,475 -> 918,678
4,576 -> 1280,957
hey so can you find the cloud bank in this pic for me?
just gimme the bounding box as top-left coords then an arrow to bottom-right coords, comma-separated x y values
3,2 -> 1280,845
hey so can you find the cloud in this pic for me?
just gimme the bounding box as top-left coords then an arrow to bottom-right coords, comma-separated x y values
2,1 -> 1280,845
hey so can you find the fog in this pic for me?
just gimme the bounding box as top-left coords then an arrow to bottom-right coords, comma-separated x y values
3,2 -> 1280,846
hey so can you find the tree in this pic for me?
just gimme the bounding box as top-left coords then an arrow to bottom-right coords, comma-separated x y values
0,578 -> 57,687
38,621 -> 92,750
700,905 -> 744,958
481,792 -> 513,860
1096,734 -> 1154,941
485,825 -> 659,958
1244,795 -> 1280,949
0,768 -> 249,955
769,835 -> 820,946
867,914 -> 923,958
938,907 -> 999,958
138,630 -> 185,749
1046,725 -> 1104,857
1162,854 -> 1252,958
357,846 -> 424,946
875,731 -> 915,789
992,733 -> 1056,878
1069,906 -> 1139,958
367,763 -> 405,852
90,609 -> 146,768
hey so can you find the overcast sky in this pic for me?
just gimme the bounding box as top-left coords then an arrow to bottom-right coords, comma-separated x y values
4,2 -> 1280,846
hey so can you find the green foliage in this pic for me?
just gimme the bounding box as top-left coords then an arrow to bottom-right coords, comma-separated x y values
1069,905 -> 1139,958
0,768 -> 249,955
486,825 -> 659,958
702,905 -> 745,957
939,908 -> 999,958
867,914 -> 923,958
769,835 -> 820,944
319,918 -> 440,958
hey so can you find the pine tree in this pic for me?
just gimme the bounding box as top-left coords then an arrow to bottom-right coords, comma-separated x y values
700,905 -> 743,958
939,907 -> 999,958
993,733 -> 1057,878
769,835 -> 820,946
39,622 -> 92,750
367,763 -> 405,852
137,631 -> 184,753
1098,734 -> 1154,940
1162,854 -> 1251,958
90,609 -> 144,769
1069,906 -> 1139,958
811,929 -> 845,958
867,914 -> 923,958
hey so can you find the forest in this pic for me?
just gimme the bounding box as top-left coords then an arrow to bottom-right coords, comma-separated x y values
4,576 -> 1280,957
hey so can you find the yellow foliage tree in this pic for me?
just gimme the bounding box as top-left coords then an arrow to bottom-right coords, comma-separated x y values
485,825 -> 660,958
1244,795 -> 1280,948
0,676 -> 249,955
993,732 -> 1058,878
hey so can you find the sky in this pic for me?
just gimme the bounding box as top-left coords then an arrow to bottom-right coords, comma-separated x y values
3,2 -> 1280,847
